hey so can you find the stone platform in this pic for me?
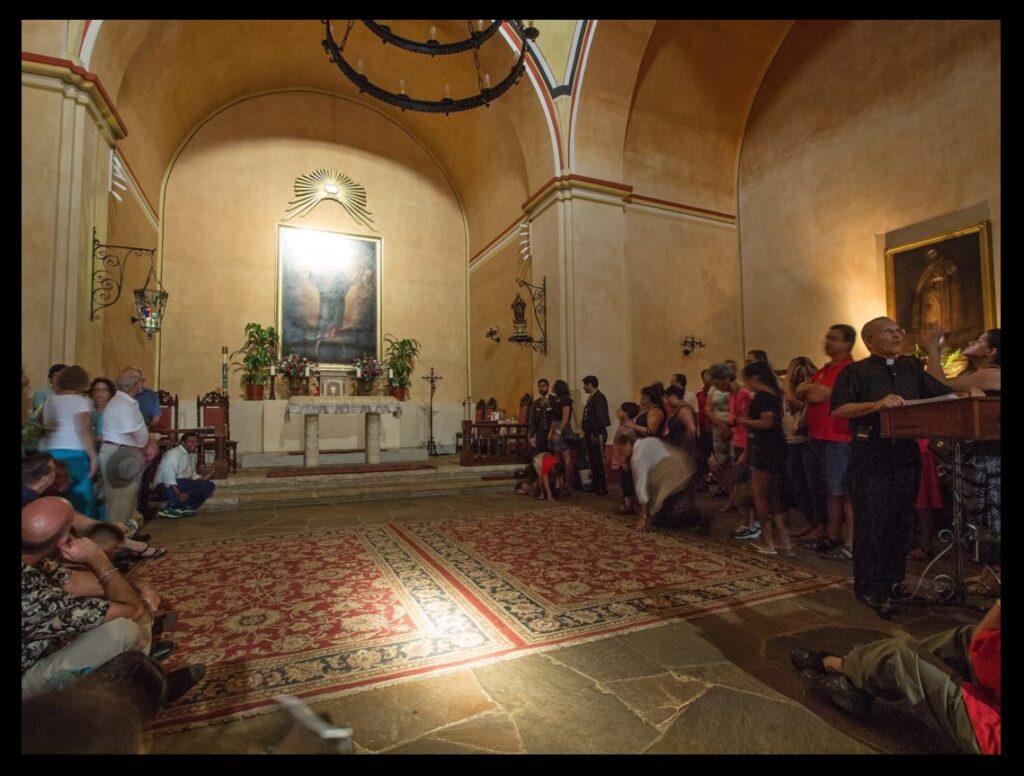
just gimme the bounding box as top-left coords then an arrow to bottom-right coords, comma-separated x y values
203,452 -> 522,511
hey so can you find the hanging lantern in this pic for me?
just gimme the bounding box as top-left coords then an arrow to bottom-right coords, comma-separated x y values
131,268 -> 169,339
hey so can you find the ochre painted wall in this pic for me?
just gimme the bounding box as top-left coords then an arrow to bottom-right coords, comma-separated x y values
100,187 -> 160,385
159,91 -> 467,405
738,19 -> 1000,364
21,86 -> 62,390
468,243 -> 534,417
624,209 -> 743,400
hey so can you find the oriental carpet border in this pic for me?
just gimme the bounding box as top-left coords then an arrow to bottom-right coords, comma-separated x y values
142,507 -> 845,733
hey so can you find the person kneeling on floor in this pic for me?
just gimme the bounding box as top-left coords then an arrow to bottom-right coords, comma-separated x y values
154,432 -> 216,518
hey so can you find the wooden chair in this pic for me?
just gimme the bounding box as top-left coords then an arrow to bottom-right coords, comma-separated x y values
196,391 -> 239,473
155,390 -> 178,431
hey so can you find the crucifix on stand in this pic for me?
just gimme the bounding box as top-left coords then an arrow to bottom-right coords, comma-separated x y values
422,367 -> 442,456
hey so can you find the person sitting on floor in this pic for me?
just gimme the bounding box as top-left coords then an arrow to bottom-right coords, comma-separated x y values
791,599 -> 1000,754
22,452 -> 166,561
21,497 -> 175,698
154,432 -> 216,518
22,650 -> 204,753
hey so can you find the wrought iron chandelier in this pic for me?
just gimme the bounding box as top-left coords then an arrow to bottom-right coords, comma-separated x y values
322,20 -> 539,114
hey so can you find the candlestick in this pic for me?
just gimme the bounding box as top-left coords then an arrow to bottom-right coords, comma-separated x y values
304,366 -> 310,377
388,368 -> 394,379
270,365 -> 276,376
222,346 -> 228,365
356,367 -> 362,378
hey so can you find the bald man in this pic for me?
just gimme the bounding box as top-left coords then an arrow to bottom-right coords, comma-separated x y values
21,497 -> 156,697
830,317 -> 953,619
97,368 -> 158,526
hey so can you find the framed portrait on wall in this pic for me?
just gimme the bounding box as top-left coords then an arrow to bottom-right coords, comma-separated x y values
277,224 -> 381,368
885,221 -> 996,354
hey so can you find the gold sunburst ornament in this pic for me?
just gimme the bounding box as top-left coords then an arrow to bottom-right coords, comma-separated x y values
284,168 -> 376,229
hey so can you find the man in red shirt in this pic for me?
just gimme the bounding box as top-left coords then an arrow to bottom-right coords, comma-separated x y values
791,600 -> 1000,754
796,324 -> 856,559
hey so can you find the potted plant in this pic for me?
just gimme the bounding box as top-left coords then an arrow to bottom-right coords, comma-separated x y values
384,334 -> 420,401
276,353 -> 316,396
351,354 -> 384,396
232,323 -> 279,400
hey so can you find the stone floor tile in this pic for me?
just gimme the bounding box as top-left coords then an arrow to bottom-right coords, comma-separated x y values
615,620 -> 728,668
544,635 -> 666,682
648,685 -> 874,754
384,738 -> 495,754
308,670 -> 496,752
428,711 -> 524,753
473,654 -> 659,753
602,672 -> 708,728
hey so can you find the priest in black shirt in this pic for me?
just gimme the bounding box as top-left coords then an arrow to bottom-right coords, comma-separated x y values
831,317 -> 953,618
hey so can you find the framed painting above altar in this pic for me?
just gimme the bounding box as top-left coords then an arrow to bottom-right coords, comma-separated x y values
277,224 -> 381,368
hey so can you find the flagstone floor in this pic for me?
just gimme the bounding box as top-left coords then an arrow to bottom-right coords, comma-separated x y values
145,481 -> 982,755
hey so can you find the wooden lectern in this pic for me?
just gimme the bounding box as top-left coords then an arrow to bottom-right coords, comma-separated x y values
880,396 -> 1000,604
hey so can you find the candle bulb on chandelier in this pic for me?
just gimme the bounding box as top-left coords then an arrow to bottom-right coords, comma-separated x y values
483,73 -> 491,89
356,59 -> 364,75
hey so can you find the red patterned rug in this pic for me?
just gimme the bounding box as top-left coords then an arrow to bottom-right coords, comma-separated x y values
138,507 -> 843,732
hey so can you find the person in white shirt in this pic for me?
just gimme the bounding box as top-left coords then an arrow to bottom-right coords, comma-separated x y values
98,369 -> 157,526
614,429 -> 696,533
42,365 -> 97,517
155,433 -> 215,518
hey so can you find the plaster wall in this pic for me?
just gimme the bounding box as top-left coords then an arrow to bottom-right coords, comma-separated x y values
22,76 -> 112,391
160,91 -> 467,418
623,20 -> 790,214
469,244 -> 534,417
738,19 -> 1000,363
22,86 -> 62,390
22,20 -> 68,59
624,209 -> 743,399
100,184 -> 160,384
568,198 -> 631,411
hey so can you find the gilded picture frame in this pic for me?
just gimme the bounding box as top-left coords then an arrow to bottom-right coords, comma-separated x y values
884,221 -> 996,354
277,224 -> 381,369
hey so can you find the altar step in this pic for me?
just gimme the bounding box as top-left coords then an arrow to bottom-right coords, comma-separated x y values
201,456 -> 523,511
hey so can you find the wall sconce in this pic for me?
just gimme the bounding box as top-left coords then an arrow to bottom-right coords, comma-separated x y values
485,326 -> 501,343
91,227 -> 168,339
508,276 -> 547,353
679,335 -> 705,357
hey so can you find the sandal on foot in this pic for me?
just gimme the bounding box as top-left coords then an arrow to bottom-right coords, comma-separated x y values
117,543 -> 167,561
819,545 -> 853,561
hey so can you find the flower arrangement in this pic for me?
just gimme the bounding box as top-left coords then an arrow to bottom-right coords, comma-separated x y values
351,354 -> 383,382
276,353 -> 316,379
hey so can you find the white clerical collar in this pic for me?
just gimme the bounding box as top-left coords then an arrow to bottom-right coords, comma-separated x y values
885,358 -> 896,366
